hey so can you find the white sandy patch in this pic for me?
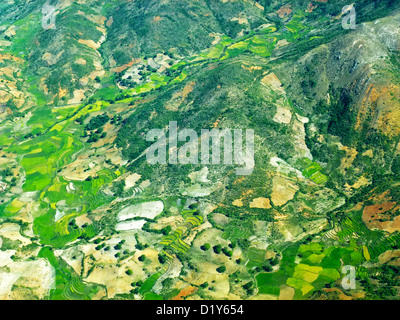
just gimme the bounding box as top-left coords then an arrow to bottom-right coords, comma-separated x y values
209,33 -> 222,45
292,114 -> 312,159
270,157 -> 304,178
249,197 -> 271,209
78,39 -> 101,50
125,173 -> 141,189
118,201 -> 164,221
279,285 -> 295,300
153,257 -> 183,294
85,260 -> 144,299
0,40 -> 12,47
42,50 -> 64,66
188,167 -> 210,184
79,77 -> 89,86
230,17 -> 249,25
232,199 -> 244,207
184,266 -> 231,299
54,209 -> 65,222
261,73 -> 285,95
55,246 -> 84,275
68,89 -> 86,104
4,25 -> 16,37
276,39 -> 289,48
0,250 -> 15,267
183,182 -> 222,197
75,214 -> 92,227
273,106 -> 292,124
0,259 -> 53,300
75,58 -> 87,65
271,175 -> 299,207
150,215 -> 185,232
0,223 -> 31,246
295,113 -> 309,124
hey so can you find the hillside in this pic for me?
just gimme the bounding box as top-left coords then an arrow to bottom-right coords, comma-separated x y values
0,0 -> 399,300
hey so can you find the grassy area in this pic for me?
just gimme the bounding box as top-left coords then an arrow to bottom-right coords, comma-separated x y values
38,246 -> 102,300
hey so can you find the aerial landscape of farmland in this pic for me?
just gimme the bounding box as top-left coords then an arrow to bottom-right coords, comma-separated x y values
0,0 -> 399,303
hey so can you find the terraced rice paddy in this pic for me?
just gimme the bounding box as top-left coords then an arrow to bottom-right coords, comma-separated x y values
298,158 -> 329,184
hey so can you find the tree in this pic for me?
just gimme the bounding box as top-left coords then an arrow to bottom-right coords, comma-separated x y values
158,253 -> 167,264
262,263 -> 273,272
237,239 -> 251,250
213,244 -> 222,254
222,247 -> 233,257
138,254 -> 146,262
126,269 -> 133,275
87,133 -> 99,143
85,114 -> 110,131
200,243 -> 211,251
1,168 -> 12,177
10,177 -> 17,187
269,257 -> 279,266
242,281 -> 253,290
161,225 -> 172,235
216,265 -> 226,273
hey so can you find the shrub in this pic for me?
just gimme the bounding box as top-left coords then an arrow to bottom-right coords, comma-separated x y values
213,245 -> 222,254
126,269 -> 133,276
216,265 -> 226,273
138,255 -> 146,262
